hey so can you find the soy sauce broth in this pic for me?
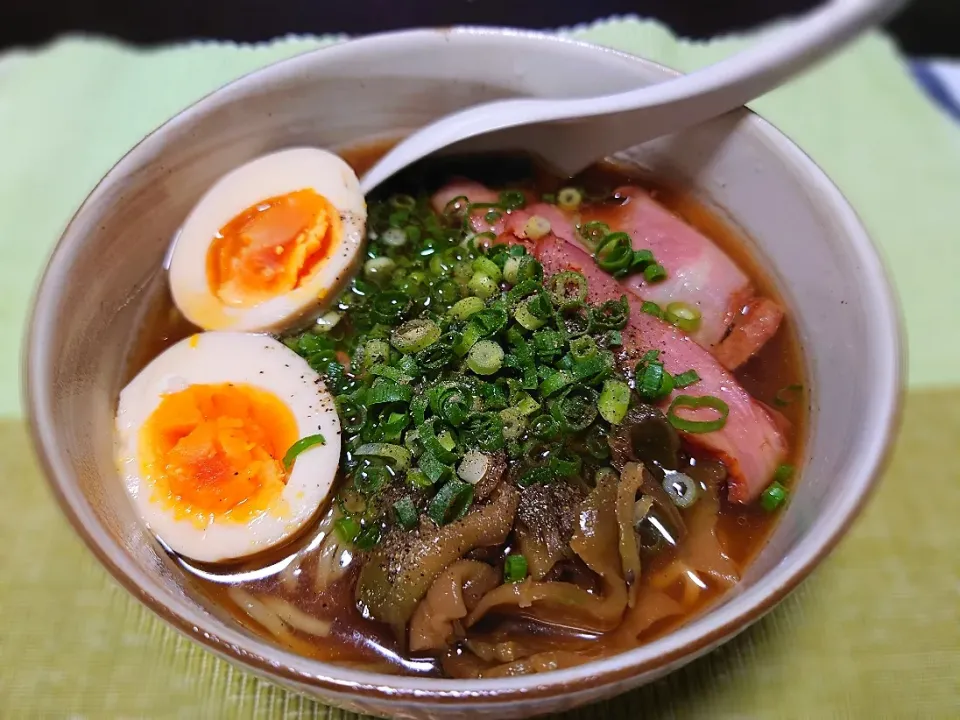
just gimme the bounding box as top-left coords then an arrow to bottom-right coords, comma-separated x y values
124,145 -> 807,677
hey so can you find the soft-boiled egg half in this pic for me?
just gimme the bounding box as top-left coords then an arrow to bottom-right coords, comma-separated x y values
115,332 -> 341,563
169,148 -> 365,332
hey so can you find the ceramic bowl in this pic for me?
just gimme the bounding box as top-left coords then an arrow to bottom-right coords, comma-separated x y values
25,28 -> 903,719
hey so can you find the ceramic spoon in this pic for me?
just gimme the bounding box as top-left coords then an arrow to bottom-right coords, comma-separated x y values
359,0 -> 906,194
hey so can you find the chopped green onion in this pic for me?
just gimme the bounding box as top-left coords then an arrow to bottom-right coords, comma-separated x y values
662,471 -> 701,509
460,412 -> 506,452
503,554 -> 528,583
472,256 -> 503,283
479,381 -> 508,410
516,256 -> 544,284
448,296 -> 485,320
518,465 -> 555,487
499,190 -> 526,211
369,291 -> 410,324
313,311 -> 342,333
605,330 -> 622,347
546,271 -> 588,308
427,383 -> 473,427
539,370 -> 573,397
595,232 -> 634,274
665,302 -> 702,333
336,394 -> 367,433
467,340 -> 505,376
514,392 -> 540,416
334,516 -> 361,543
667,394 -> 730,433
432,279 -> 460,306
503,255 -> 523,285
392,496 -> 419,530
455,305 -> 508,356
352,457 -> 391,494
419,418 -> 457,463
635,361 -> 674,401
524,215 -> 552,240
592,296 -> 630,330
367,379 -> 413,405
644,263 -> 668,283
526,291 -> 554,320
673,369 -> 701,389
556,301 -> 591,339
406,469 -> 433,489
571,350 -> 613,383
417,450 -> 452,484
388,193 -> 417,210
380,227 -> 408,247
584,423 -> 610,459
628,249 -> 655,273
467,272 -> 498,299
557,187 -> 582,211
569,336 -> 597,361
549,447 -> 582,478
427,479 -> 474,525
548,386 -> 598,432
429,252 -> 454,277
443,195 -> 470,218
376,411 -> 410,443
484,209 -> 502,224
641,301 -> 664,319
282,434 -> 326,469
499,407 -> 526,440
773,464 -> 796,484
578,221 -> 610,250
391,318 -> 441,354
528,414 -> 561,440
774,384 -> 804,407
361,339 -> 391,369
506,278 -> 539,304
599,379 -> 631,424
354,523 -> 382,550
364,256 -> 396,282
397,354 -> 419,377
514,299 -> 547,330
416,334 -> 455,371
353,442 -> 412,471
532,328 -> 565,362
760,481 -> 788,511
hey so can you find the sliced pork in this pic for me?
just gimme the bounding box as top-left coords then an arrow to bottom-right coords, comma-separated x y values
536,235 -> 788,503
433,182 -> 783,370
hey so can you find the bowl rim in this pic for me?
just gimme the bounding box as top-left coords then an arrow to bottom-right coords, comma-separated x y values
25,26 -> 905,705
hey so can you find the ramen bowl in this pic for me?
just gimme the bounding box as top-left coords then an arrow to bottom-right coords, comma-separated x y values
25,28 -> 902,719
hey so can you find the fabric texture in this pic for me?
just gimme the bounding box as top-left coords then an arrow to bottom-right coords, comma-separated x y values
1,18 -> 958,718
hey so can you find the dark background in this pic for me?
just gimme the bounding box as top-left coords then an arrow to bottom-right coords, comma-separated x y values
1,0 -> 957,55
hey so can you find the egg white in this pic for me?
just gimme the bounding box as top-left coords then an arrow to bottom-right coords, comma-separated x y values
115,332 -> 341,563
169,147 -> 366,332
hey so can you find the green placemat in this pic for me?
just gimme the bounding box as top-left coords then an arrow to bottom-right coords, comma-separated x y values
2,19 -> 959,718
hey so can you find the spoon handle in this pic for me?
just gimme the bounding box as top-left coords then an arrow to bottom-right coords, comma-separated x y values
360,0 -> 907,192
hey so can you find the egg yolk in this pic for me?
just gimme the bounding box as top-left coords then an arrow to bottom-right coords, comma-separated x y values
207,189 -> 341,307
138,383 -> 299,526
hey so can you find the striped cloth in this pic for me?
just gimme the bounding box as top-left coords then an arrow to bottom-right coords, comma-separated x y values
911,57 -> 960,122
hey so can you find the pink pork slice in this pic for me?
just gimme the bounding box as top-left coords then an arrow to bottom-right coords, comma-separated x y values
432,182 -> 782,370
431,183 -> 574,242
431,180 -> 508,235
578,187 -> 752,349
536,235 -> 787,504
